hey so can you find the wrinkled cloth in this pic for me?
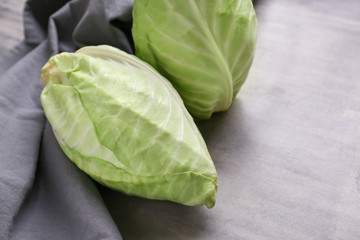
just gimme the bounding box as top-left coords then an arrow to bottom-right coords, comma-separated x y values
1,0 -> 133,239
2,0 -> 360,239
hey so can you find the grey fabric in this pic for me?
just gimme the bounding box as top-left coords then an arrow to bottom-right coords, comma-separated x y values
0,0 -> 133,239
1,0 -> 360,239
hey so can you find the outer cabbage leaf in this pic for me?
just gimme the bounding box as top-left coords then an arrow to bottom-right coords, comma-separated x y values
40,45 -> 217,208
132,0 -> 257,119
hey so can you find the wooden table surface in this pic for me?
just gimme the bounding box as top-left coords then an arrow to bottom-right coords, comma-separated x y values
1,1 -> 360,239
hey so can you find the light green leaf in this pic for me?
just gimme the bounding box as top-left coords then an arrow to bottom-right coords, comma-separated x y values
40,45 -> 217,208
132,0 -> 257,119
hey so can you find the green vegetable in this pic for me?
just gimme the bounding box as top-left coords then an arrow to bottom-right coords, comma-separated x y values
40,45 -> 217,208
132,0 -> 257,119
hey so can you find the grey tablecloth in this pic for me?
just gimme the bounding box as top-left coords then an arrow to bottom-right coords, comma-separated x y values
1,0 -> 360,239
1,0 -> 132,239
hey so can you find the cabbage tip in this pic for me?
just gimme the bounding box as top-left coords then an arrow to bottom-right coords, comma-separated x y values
132,0 -> 257,119
40,45 -> 217,208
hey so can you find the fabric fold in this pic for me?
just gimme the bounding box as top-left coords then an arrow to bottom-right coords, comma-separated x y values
1,0 -> 134,239
10,122 -> 122,240
0,41 -> 48,240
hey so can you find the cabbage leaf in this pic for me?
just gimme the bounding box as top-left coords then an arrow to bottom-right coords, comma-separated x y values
132,0 -> 257,119
40,45 -> 217,208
